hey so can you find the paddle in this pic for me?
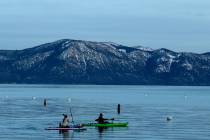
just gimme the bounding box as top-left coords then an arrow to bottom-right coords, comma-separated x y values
69,107 -> 74,124
95,118 -> 115,123
108,118 -> 114,123
68,98 -> 74,125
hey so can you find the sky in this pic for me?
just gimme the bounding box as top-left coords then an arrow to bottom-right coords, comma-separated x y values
0,0 -> 210,53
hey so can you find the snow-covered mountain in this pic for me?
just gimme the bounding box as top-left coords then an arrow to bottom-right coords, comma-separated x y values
0,39 -> 210,85
133,46 -> 154,52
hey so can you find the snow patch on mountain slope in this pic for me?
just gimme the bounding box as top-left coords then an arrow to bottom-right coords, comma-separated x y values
134,46 -> 154,52
119,49 -> 126,53
155,53 -> 177,73
102,42 -> 121,47
14,51 -> 53,70
182,61 -> 193,71
0,55 -> 9,60
59,42 -> 109,70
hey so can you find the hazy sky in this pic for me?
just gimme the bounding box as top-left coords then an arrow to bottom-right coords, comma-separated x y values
0,0 -> 210,52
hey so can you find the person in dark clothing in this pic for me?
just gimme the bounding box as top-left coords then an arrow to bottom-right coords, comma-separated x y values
95,113 -> 114,124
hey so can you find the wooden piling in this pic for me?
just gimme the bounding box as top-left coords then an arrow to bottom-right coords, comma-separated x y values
44,99 -> 47,107
117,104 -> 120,114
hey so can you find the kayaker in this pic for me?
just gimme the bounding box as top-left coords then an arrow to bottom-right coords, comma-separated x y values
60,114 -> 70,128
95,113 -> 114,124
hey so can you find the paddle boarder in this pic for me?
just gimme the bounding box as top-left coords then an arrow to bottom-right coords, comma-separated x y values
60,114 -> 70,128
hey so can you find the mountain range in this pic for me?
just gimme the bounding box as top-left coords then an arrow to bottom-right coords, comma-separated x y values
0,39 -> 210,85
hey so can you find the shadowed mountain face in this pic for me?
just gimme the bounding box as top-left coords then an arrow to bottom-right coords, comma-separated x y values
0,39 -> 210,85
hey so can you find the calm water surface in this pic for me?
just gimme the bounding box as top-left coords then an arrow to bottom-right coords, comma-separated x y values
0,85 -> 210,140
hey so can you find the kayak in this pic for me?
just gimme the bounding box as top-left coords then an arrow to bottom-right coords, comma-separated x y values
82,122 -> 128,127
45,127 -> 87,131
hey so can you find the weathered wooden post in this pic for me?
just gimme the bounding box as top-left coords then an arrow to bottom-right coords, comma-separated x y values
117,104 -> 120,114
44,99 -> 47,107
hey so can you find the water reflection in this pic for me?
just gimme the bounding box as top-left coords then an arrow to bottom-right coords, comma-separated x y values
98,127 -> 108,133
97,127 -> 108,139
59,131 -> 74,140
97,127 -> 129,139
62,132 -> 69,140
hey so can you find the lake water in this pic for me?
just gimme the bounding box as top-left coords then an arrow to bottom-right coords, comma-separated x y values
0,85 -> 210,140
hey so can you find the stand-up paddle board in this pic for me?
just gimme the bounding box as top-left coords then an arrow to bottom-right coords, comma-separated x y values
45,127 -> 87,131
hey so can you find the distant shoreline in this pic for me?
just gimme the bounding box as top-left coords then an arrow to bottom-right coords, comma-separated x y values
0,84 -> 209,87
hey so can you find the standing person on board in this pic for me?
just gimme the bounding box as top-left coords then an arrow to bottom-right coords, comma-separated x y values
60,114 -> 70,128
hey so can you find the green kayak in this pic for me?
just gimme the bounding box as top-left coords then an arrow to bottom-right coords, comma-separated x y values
83,122 -> 128,127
